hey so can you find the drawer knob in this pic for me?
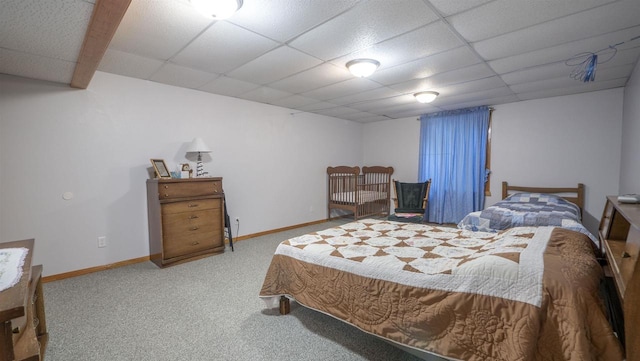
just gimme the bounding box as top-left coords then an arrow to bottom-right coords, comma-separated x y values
164,185 -> 168,189
164,194 -> 169,197
192,241 -> 200,245
189,215 -> 199,219
188,203 -> 199,208
191,227 -> 200,231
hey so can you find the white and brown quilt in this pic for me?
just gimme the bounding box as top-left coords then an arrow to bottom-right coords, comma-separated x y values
259,219 -> 623,361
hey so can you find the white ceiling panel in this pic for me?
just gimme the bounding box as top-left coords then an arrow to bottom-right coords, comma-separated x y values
474,0 -> 640,61
97,49 -> 165,80
516,78 -> 628,101
329,21 -> 465,71
236,86 -> 293,104
448,0 -> 616,42
4,0 -> 640,122
269,95 -> 320,109
108,0 -> 213,60
301,78 -> 381,101
229,0 -> 360,42
330,87 -> 404,106
0,48 -> 75,84
289,0 -> 439,60
227,46 -> 323,85
150,63 -> 219,89
0,0 -> 92,62
428,0 -> 493,17
370,46 -> 482,86
198,76 -> 259,97
268,63 -> 352,94
171,21 -> 279,74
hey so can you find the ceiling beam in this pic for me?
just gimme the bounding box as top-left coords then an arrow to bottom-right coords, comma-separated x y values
70,0 -> 131,89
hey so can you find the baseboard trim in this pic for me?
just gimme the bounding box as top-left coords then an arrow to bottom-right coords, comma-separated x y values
43,218 -> 330,283
43,256 -> 150,283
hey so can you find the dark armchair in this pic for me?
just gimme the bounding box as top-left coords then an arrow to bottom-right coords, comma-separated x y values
391,179 -> 431,214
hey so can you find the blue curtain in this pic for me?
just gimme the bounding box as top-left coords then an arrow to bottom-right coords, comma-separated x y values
418,106 -> 489,224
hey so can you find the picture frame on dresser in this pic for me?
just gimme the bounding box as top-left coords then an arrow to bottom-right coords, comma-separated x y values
150,159 -> 171,179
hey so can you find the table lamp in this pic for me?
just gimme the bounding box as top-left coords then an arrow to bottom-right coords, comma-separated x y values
186,137 -> 211,177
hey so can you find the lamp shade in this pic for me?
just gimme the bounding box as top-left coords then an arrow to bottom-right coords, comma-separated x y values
186,137 -> 212,153
346,59 -> 380,77
190,0 -> 243,19
414,91 -> 439,103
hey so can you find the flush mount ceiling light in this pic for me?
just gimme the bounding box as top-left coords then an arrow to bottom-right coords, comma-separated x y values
346,59 -> 380,78
190,0 -> 243,20
414,91 -> 439,103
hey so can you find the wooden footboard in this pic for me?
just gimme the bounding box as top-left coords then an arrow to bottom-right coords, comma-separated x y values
327,166 -> 393,220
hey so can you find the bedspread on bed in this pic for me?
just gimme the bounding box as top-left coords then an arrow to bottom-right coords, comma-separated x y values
259,219 -> 622,361
457,193 -> 597,244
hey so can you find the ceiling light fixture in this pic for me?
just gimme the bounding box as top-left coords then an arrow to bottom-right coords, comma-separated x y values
346,59 -> 380,78
190,0 -> 243,20
414,91 -> 439,103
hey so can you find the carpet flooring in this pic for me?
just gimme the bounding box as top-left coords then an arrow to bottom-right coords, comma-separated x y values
42,220 -> 427,361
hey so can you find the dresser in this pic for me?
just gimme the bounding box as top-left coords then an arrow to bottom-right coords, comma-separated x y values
598,196 -> 640,360
0,239 -> 48,361
146,178 -> 225,267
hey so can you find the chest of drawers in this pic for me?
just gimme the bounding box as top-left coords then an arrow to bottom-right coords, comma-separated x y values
146,178 -> 225,267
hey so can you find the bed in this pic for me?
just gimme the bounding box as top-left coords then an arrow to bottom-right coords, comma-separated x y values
457,182 -> 597,244
327,166 -> 394,221
259,218 -> 623,360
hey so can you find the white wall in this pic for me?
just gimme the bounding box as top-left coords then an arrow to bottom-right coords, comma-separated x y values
363,89 -> 624,235
0,72 -> 362,276
621,59 -> 640,193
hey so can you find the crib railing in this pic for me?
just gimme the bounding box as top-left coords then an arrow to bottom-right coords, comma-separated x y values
327,166 -> 393,220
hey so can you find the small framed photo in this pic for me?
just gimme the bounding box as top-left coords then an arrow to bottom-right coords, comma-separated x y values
150,159 -> 171,179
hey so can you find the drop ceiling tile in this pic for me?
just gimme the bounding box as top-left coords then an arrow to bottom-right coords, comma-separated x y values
338,111 -> 383,121
0,0 -> 93,62
427,0 -> 493,17
97,49 -> 165,80
313,106 -> 361,118
149,63 -> 219,89
109,0 -> 213,60
227,46 -> 322,85
389,63 -> 496,94
488,25 -> 640,74
436,76 -> 508,97
370,46 -> 482,86
301,78 -> 381,101
437,94 -> 520,110
297,101 -> 342,112
289,0 -> 438,60
510,64 -> 633,94
0,48 -> 75,84
237,86 -> 293,104
474,0 -> 640,60
269,95 -> 320,109
501,62 -> 572,85
349,94 -> 416,112
268,63 -> 352,94
448,0 -> 615,42
171,21 -> 279,74
355,115 -> 394,123
330,21 -> 464,70
516,78 -> 627,101
331,87 -> 404,106
433,86 -> 514,107
229,0 -> 359,42
198,76 -> 260,97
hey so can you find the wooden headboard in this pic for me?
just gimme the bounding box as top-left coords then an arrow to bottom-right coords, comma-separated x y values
501,181 -> 585,213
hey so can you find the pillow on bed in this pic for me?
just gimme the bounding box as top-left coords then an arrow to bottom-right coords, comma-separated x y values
457,192 -> 592,241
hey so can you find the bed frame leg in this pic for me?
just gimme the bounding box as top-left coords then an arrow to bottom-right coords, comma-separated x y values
279,296 -> 290,315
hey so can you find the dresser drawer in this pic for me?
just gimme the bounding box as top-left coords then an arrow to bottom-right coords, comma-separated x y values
162,208 -> 223,259
158,180 -> 222,199
161,198 -> 221,215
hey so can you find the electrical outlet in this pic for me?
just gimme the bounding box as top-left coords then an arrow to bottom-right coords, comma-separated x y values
98,236 -> 107,248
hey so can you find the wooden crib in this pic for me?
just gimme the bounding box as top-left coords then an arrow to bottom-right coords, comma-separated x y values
327,166 -> 394,220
